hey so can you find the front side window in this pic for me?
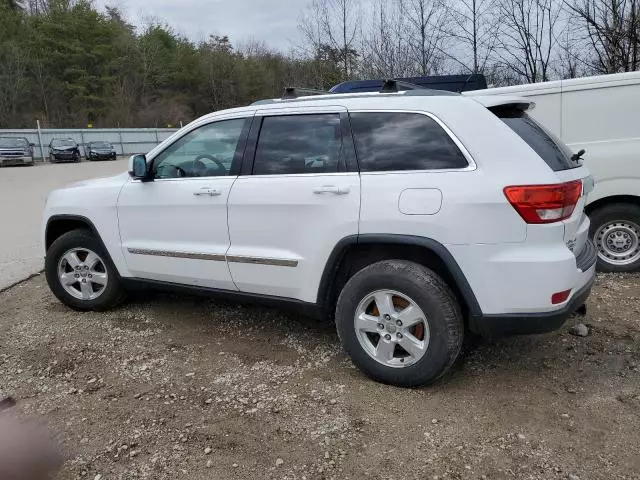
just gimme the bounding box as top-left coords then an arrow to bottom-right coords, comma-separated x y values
153,118 -> 248,179
349,112 -> 468,172
253,114 -> 345,175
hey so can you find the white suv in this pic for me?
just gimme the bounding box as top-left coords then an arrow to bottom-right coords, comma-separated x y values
42,85 -> 597,386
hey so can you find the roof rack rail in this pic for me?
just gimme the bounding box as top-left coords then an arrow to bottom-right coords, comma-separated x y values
282,87 -> 331,100
379,79 -> 426,93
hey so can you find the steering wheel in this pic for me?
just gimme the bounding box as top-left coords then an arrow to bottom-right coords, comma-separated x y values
194,154 -> 227,175
155,163 -> 187,178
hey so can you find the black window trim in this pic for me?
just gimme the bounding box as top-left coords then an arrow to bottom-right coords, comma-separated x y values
346,109 -> 477,174
144,115 -> 254,182
240,110 -> 359,176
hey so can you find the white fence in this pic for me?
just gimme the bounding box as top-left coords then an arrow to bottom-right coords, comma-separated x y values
0,128 -> 179,160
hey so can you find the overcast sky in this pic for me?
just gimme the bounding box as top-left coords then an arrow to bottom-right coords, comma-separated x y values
95,0 -> 305,50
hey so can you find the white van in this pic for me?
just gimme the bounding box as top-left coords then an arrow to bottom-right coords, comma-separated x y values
465,72 -> 640,272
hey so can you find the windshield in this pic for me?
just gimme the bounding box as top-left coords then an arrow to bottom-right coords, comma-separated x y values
0,138 -> 28,149
52,139 -> 76,147
90,142 -> 112,149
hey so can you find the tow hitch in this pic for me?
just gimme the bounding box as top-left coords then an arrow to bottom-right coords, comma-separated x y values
575,304 -> 587,316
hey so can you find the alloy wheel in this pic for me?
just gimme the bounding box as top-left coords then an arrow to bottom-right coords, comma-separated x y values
57,248 -> 108,300
354,289 -> 430,368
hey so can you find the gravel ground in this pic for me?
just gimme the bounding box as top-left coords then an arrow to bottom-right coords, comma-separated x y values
0,159 -> 127,291
0,273 -> 639,480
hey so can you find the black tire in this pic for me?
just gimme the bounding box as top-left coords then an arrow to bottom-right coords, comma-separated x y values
45,229 -> 127,311
589,203 -> 640,273
335,260 -> 464,387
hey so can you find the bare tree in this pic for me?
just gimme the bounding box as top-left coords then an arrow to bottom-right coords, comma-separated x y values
448,0 -> 501,73
402,0 -> 447,75
0,42 -> 28,126
5,0 -> 24,11
31,54 -> 51,122
360,0 -> 414,78
566,0 -> 640,73
299,0 -> 361,80
25,0 -> 49,14
497,0 -> 562,83
553,19 -> 588,78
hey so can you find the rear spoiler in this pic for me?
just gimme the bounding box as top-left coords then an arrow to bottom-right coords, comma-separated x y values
465,94 -> 535,111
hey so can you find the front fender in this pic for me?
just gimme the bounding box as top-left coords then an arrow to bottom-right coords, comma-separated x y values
43,173 -> 131,277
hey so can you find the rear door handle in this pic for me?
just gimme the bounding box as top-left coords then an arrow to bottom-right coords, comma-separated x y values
193,187 -> 221,197
313,185 -> 350,195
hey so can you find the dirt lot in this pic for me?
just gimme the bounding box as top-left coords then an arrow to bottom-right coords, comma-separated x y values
0,159 -> 127,290
0,273 -> 639,480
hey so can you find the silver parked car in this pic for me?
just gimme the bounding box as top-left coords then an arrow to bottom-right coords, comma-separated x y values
0,137 -> 35,166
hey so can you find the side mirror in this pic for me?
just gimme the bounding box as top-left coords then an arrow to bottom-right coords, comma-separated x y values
129,154 -> 149,180
30,143 -> 35,147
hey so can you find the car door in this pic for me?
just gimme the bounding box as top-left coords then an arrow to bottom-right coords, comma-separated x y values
117,115 -> 252,289
226,107 -> 361,303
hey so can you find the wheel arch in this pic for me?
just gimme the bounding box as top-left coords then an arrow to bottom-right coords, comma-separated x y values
45,215 -> 102,251
586,194 -> 640,215
585,196 -> 640,272
317,234 -> 482,321
45,215 -> 123,280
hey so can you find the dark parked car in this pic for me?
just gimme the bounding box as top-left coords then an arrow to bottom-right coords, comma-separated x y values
49,138 -> 81,163
85,141 -> 117,161
0,137 -> 35,166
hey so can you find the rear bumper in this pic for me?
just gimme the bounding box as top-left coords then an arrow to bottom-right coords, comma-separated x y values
470,265 -> 595,337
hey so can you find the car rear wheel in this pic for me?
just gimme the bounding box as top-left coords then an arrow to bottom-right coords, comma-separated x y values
335,260 -> 464,387
590,203 -> 640,272
45,229 -> 126,311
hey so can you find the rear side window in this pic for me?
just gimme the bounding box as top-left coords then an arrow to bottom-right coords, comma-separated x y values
349,112 -> 468,172
494,109 -> 579,171
253,114 -> 345,175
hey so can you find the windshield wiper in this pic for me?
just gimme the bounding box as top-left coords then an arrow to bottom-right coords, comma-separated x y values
571,148 -> 585,162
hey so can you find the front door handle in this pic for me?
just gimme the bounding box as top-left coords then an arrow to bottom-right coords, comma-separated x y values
313,185 -> 350,195
193,187 -> 221,197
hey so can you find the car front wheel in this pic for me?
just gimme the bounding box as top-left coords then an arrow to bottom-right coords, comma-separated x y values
335,260 -> 464,387
45,229 -> 126,311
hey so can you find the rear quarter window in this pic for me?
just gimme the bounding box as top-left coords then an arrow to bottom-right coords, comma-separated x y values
493,108 -> 580,171
349,112 -> 468,172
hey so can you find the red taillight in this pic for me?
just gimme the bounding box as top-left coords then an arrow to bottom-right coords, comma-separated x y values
504,180 -> 582,224
551,289 -> 571,304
